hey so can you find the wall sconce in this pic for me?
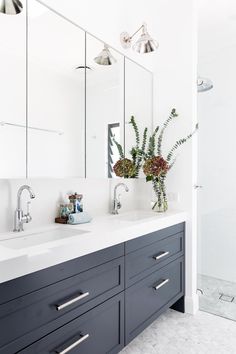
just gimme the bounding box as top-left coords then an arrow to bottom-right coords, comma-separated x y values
120,22 -> 158,54
0,0 -> 23,15
94,44 -> 117,66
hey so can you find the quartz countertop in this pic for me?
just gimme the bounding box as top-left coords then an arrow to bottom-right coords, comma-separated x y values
0,209 -> 187,284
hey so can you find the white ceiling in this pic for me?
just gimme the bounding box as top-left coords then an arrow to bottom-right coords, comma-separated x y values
198,0 -> 236,62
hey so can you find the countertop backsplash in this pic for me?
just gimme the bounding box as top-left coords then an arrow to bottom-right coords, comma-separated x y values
0,178 -> 153,234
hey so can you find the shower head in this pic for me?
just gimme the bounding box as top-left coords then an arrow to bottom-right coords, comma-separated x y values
197,77 -> 213,93
0,0 -> 23,15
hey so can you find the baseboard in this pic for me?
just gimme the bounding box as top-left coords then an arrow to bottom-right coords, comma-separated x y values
184,294 -> 199,314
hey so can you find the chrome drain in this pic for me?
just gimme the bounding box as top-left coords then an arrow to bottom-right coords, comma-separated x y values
219,294 -> 235,302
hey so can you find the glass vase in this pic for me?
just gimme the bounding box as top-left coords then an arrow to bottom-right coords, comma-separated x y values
152,177 -> 168,212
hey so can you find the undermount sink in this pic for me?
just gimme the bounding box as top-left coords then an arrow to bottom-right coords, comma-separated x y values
116,211 -> 156,222
0,228 -> 89,250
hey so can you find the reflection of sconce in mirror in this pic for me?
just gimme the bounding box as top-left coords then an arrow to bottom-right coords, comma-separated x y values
75,65 -> 93,76
94,44 -> 117,66
0,0 -> 23,15
75,65 -> 92,71
120,22 -> 158,54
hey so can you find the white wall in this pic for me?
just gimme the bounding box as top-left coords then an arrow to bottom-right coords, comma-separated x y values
0,0 -> 197,312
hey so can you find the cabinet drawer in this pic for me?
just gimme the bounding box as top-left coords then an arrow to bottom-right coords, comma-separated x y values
19,293 -> 124,354
0,257 -> 124,353
0,243 -> 124,305
125,223 -> 184,254
125,232 -> 184,286
125,257 -> 184,344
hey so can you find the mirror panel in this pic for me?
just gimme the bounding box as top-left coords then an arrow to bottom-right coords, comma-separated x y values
28,0 -> 85,177
125,58 -> 153,178
0,0 -> 26,178
86,34 -> 124,178
0,1 -> 153,179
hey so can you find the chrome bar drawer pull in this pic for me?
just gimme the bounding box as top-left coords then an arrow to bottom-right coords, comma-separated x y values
55,333 -> 89,354
153,278 -> 169,291
153,251 -> 169,260
56,292 -> 90,311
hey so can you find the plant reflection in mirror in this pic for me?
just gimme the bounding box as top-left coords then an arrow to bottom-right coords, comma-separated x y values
113,116 -> 148,178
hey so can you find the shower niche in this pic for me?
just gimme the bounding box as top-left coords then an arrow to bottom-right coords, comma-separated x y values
0,0 -> 153,179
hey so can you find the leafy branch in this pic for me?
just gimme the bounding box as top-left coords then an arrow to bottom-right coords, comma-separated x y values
157,108 -> 178,156
147,125 -> 159,158
130,115 -> 140,148
166,123 -> 198,163
129,119 -> 148,177
113,139 -> 125,159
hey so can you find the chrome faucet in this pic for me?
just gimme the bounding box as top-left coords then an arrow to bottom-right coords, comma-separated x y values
14,185 -> 35,232
111,183 -> 129,214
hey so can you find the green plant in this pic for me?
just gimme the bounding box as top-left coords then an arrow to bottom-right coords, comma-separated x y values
113,116 -> 148,178
143,108 -> 198,212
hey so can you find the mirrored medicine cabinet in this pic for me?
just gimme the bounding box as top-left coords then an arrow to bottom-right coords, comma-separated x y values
0,0 -> 153,179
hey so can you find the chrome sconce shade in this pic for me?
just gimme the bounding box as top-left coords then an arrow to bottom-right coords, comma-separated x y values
94,44 -> 117,66
0,0 -> 23,15
120,23 -> 158,54
197,76 -> 213,93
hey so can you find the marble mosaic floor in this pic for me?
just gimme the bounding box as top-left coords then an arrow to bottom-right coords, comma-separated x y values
198,274 -> 236,321
121,309 -> 236,354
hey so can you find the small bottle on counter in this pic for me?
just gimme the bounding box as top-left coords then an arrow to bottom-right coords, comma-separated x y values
69,193 -> 83,213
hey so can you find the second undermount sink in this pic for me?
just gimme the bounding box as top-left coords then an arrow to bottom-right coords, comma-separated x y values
0,228 -> 89,250
116,211 -> 156,222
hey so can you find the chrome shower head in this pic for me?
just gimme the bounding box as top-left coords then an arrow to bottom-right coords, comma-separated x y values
197,77 -> 213,93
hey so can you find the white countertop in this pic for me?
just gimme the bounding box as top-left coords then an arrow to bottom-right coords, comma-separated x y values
0,209 -> 187,284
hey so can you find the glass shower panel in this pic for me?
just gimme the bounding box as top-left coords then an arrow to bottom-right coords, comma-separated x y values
197,49 -> 236,321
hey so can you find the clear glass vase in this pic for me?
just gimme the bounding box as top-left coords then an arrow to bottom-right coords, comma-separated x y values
152,177 -> 168,212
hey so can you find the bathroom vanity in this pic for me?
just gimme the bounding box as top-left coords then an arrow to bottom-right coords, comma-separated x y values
0,211 -> 185,354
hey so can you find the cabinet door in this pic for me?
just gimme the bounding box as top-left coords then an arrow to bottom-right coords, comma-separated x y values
0,0 -> 26,177
28,0 -> 85,177
19,293 -> 124,354
125,257 -> 184,344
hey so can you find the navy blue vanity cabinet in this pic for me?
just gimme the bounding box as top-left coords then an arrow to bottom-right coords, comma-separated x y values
0,222 -> 185,354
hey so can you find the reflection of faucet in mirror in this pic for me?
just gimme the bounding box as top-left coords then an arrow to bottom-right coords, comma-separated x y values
111,183 -> 129,214
14,185 -> 35,232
